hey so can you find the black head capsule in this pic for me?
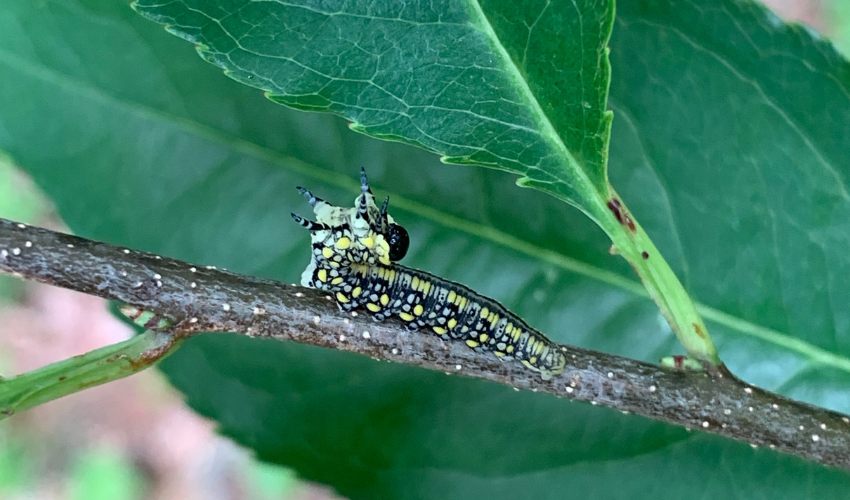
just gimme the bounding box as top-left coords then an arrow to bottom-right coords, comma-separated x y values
387,223 -> 409,261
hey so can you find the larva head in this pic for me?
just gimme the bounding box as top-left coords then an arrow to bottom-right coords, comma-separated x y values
386,223 -> 409,261
293,168 -> 409,278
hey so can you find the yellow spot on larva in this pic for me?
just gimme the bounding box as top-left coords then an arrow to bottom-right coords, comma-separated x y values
335,236 -> 351,249
530,356 -> 538,364
488,312 -> 498,324
494,352 -> 505,358
379,255 -> 390,265
511,329 -> 522,341
317,269 -> 328,282
466,340 -> 480,348
352,286 -> 362,298
479,307 -> 489,318
366,303 -> 381,312
433,326 -> 447,335
422,281 -> 432,294
322,247 -> 334,259
331,276 -> 344,285
447,290 -> 457,303
413,304 -> 424,316
447,318 -> 457,329
411,276 -> 420,289
399,312 -> 415,322
533,341 -> 545,355
362,236 -> 375,248
479,333 -> 489,343
506,345 -> 515,353
380,294 -> 390,306
336,292 -> 349,303
521,360 -> 535,370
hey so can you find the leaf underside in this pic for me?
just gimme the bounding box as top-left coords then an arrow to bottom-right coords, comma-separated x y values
134,0 -> 615,218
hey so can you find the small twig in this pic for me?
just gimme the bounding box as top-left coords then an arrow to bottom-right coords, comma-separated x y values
0,330 -> 178,418
1,217 -> 849,469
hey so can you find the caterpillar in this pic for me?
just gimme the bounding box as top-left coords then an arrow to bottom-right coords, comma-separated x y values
292,168 -> 567,380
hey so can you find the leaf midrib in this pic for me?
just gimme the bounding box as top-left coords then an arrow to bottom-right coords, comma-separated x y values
1,46 -> 848,374
466,0 -> 602,209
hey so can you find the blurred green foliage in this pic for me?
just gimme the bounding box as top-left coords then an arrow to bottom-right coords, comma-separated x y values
0,422 -> 301,499
0,137 -> 300,500
0,431 -> 32,494
69,448 -> 143,500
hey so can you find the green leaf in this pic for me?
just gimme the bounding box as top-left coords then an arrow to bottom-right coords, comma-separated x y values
132,0 -> 615,216
1,0 -> 850,498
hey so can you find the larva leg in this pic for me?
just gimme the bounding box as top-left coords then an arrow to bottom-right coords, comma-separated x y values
320,266 -> 362,313
335,296 -> 360,312
404,322 -> 420,332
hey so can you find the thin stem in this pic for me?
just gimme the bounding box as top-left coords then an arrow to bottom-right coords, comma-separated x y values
600,187 -> 719,366
0,218 -> 848,469
0,330 -> 179,419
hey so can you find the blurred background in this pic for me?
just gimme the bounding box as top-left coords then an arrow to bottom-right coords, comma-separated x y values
0,1 -> 847,499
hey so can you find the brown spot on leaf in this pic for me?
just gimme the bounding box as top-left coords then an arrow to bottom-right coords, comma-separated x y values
641,251 -> 649,260
606,198 -> 636,232
693,323 -> 706,339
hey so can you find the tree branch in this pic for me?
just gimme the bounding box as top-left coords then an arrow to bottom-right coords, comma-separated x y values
1,217 -> 849,469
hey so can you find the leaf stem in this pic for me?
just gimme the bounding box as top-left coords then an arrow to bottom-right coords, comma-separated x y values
600,187 -> 719,366
0,330 -> 179,419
